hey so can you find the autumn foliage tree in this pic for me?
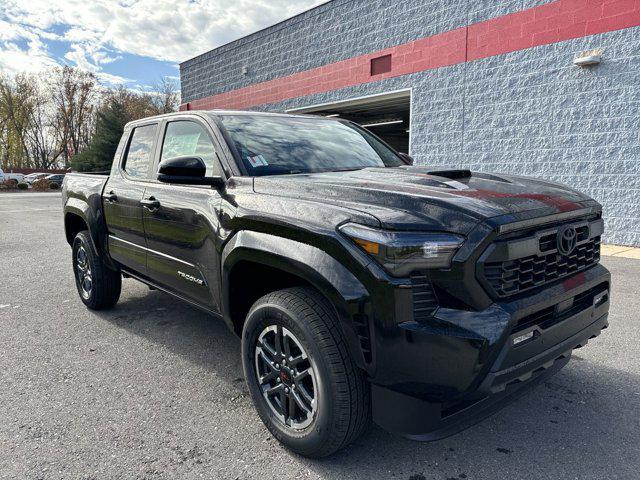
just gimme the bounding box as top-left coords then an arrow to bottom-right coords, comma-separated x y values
0,74 -> 60,170
0,74 -> 37,169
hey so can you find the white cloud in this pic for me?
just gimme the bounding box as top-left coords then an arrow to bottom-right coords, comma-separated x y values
96,71 -> 131,85
0,33 -> 59,76
0,17 -> 57,72
0,0 -> 327,85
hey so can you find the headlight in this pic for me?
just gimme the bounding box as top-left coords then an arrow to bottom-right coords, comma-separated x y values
339,223 -> 464,276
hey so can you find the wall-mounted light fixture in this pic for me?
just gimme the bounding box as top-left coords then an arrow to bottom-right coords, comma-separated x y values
574,48 -> 604,67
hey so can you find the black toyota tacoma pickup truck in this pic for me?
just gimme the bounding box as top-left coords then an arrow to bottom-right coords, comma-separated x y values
62,111 -> 610,457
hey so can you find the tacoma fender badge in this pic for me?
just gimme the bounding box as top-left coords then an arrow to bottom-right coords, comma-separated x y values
177,271 -> 205,286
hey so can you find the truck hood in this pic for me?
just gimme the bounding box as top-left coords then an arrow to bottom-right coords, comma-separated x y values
252,167 -> 595,234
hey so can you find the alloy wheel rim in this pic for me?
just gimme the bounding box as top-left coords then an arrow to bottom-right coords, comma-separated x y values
76,246 -> 93,300
254,325 -> 318,430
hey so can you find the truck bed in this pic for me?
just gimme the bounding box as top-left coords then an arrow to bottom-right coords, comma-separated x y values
62,172 -> 109,205
62,172 -> 110,246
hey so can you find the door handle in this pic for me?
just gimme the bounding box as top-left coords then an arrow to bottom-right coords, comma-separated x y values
140,197 -> 161,211
104,191 -> 118,203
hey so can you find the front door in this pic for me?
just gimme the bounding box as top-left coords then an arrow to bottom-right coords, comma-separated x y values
103,122 -> 159,275
141,119 -> 224,312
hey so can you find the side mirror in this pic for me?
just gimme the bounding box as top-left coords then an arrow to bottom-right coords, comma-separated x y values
398,153 -> 414,166
157,156 -> 224,187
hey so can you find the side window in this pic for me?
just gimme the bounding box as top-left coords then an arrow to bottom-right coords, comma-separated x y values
124,124 -> 157,179
160,121 -> 220,177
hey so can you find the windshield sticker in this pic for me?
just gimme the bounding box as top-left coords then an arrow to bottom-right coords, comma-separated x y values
248,155 -> 269,167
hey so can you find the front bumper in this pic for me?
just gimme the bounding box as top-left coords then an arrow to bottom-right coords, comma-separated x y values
371,264 -> 610,440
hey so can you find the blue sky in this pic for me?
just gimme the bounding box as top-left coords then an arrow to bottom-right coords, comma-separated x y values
0,0 -> 325,93
44,30 -> 179,88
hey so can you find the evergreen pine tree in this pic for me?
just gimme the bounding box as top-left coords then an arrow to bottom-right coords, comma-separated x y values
72,99 -> 129,172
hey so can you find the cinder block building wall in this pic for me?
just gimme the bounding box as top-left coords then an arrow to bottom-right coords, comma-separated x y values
180,0 -> 640,246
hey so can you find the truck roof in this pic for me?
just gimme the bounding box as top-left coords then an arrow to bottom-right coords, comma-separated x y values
124,110 -> 328,129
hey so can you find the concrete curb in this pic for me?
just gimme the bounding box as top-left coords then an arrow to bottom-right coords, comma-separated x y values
601,245 -> 640,259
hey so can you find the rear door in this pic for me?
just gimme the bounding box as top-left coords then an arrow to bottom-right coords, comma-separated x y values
103,122 -> 159,275
141,117 -> 225,311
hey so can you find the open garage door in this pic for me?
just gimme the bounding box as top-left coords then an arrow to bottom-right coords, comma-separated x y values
287,90 -> 411,154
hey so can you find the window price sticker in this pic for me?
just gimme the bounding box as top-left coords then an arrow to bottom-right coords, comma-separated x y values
248,155 -> 269,167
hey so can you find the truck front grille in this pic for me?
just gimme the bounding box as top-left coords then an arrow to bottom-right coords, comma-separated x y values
410,271 -> 439,321
478,216 -> 603,299
484,237 -> 601,298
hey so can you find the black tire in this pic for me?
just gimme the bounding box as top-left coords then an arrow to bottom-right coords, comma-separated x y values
72,231 -> 121,310
241,287 -> 370,458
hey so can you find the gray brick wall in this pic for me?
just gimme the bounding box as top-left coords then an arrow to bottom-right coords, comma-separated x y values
181,0 -> 551,103
260,28 -> 640,246
461,28 -> 640,246
180,0 -> 639,246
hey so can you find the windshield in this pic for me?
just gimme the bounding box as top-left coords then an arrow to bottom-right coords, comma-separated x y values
216,114 -> 403,176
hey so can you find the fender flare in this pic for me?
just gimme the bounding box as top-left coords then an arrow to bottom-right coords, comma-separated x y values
64,197 -> 116,270
221,230 -> 372,371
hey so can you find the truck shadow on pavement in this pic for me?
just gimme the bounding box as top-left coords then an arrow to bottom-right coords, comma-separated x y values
96,281 -> 245,392
319,364 -> 640,479
95,280 -> 639,480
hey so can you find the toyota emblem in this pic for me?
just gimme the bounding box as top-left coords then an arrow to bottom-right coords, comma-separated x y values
557,226 -> 578,256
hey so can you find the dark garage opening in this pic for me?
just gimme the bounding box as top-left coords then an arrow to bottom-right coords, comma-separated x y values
289,91 -> 411,154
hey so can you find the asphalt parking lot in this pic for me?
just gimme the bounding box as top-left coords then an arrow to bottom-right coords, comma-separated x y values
1,192 -> 639,480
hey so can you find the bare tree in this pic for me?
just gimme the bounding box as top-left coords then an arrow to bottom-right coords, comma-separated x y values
25,83 -> 59,169
150,76 -> 180,114
49,66 -> 99,168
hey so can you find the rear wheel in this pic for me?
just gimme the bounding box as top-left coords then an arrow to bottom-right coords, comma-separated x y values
241,287 -> 370,458
72,231 -> 121,310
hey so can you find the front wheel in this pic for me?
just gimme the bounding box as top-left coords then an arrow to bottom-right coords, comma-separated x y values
241,287 -> 370,458
72,231 -> 121,310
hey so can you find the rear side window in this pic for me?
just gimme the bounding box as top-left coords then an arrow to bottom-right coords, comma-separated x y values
124,124 -> 157,179
160,121 -> 220,177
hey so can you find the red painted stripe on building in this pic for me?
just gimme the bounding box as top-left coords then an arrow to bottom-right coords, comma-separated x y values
181,0 -> 640,111
467,0 -> 640,60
